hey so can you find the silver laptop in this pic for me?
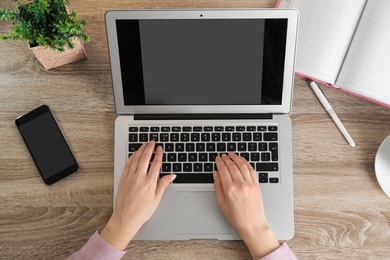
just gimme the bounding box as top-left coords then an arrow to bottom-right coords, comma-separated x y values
105,9 -> 298,240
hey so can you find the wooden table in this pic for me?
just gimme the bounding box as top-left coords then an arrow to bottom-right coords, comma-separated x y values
1,0 -> 389,259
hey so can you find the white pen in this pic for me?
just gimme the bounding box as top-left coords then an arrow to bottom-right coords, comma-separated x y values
309,81 -> 355,147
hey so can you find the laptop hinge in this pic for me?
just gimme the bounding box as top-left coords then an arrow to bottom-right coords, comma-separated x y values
134,114 -> 273,120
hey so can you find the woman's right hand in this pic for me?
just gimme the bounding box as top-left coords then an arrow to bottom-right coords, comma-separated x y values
213,153 -> 280,259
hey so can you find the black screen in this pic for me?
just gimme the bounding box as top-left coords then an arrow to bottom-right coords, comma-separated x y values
18,111 -> 77,180
116,18 -> 287,106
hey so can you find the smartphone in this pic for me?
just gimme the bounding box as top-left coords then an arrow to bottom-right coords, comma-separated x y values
15,105 -> 79,185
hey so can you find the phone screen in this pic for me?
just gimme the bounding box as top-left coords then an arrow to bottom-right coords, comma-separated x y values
16,105 -> 78,184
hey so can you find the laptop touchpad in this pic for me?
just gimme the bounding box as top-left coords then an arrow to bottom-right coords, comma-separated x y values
174,191 -> 232,235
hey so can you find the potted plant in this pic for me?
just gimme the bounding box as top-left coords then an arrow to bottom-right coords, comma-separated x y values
0,0 -> 90,70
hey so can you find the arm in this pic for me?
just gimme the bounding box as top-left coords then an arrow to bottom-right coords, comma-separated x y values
213,153 -> 296,260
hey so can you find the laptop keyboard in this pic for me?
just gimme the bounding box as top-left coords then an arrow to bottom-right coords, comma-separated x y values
128,125 -> 279,184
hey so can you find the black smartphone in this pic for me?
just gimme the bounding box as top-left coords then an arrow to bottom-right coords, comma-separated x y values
15,105 -> 79,185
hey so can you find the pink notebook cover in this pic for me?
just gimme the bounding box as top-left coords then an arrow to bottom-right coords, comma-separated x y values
275,0 -> 390,108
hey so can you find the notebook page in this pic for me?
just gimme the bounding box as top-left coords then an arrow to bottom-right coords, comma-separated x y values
279,0 -> 367,84
336,0 -> 390,106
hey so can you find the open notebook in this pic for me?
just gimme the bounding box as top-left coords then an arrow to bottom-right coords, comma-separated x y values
277,0 -> 390,108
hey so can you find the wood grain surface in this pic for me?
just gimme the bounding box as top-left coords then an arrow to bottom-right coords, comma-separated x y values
1,0 -> 390,259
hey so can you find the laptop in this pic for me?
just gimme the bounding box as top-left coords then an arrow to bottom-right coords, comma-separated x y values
105,9 -> 298,240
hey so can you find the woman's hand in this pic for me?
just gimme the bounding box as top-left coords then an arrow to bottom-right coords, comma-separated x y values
100,141 -> 176,250
213,152 -> 280,259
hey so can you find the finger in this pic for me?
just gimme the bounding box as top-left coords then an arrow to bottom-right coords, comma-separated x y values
243,158 -> 258,184
221,154 -> 244,183
213,171 -> 226,204
129,143 -> 148,174
155,174 -> 176,202
148,145 -> 163,180
121,151 -> 135,179
135,141 -> 156,175
215,156 -> 233,187
229,152 -> 251,182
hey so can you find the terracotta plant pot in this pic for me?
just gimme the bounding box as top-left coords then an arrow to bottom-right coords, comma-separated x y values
29,38 -> 87,70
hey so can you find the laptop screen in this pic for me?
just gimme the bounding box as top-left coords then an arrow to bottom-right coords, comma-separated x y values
115,18 -> 287,106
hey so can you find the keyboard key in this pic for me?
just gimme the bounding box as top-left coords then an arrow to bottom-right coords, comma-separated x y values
209,153 -> 218,162
264,133 -> 278,141
175,143 -> 185,152
250,152 -> 260,161
259,177 -> 268,183
204,163 -> 214,172
186,143 -> 195,152
162,163 -> 171,172
259,143 -> 267,151
173,163 -> 182,172
268,126 -> 278,131
149,133 -> 158,142
129,143 -> 142,152
238,143 -> 247,151
259,173 -> 268,183
225,126 -> 234,131
183,127 -> 191,132
201,133 -> 211,141
196,143 -> 205,152
188,153 -> 197,162
199,153 -> 208,161
183,163 -> 192,172
193,127 -> 202,132
256,163 -> 278,171
236,126 -> 245,131
140,133 -> 148,142
204,126 -> 213,131
253,133 -> 262,141
172,126 -> 181,132
173,173 -> 214,183
178,153 -> 187,161
270,178 -> 279,183
140,127 -> 149,132
161,127 -> 170,132
247,126 -> 256,131
243,133 -> 252,141
129,134 -> 137,142
232,133 -> 241,141
160,133 -> 169,142
165,143 -> 174,152
227,143 -> 236,151
129,127 -> 138,132
151,127 -> 160,132
181,133 -> 190,142
217,143 -> 226,152
214,126 -> 224,131
212,133 -> 221,141
167,153 -> 176,162
222,133 -> 231,141
269,143 -> 278,161
240,152 -> 250,161
248,143 -> 257,151
258,126 -> 267,131
170,133 -> 180,142
206,143 -> 216,151
194,163 -> 203,172
191,133 -> 200,141
261,152 -> 271,161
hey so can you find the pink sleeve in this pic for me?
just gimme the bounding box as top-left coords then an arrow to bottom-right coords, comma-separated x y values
67,231 -> 126,260
258,243 -> 297,260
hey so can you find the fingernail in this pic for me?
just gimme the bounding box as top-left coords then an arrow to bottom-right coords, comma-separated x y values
170,174 -> 177,182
